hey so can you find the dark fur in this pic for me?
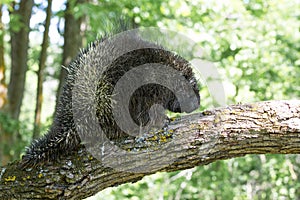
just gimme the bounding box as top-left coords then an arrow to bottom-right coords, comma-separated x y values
19,26 -> 200,169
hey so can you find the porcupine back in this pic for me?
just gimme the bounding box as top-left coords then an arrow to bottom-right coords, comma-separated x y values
19,26 -> 200,169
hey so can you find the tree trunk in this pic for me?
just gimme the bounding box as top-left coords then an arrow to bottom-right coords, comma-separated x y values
32,0 -> 53,139
1,0 -> 34,165
0,100 -> 299,199
8,0 -> 34,120
54,0 -> 85,116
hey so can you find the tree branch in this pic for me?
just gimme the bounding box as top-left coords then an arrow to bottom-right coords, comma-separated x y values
0,100 -> 299,199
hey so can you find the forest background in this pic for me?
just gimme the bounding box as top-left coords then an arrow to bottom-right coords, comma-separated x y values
0,0 -> 299,199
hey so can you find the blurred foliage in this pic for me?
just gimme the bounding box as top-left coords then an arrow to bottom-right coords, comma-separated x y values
91,155 -> 300,200
1,0 -> 299,199
73,0 -> 300,107
0,112 -> 30,157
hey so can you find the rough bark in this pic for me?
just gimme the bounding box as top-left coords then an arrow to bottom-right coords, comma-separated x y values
54,0 -> 85,116
0,100 -> 299,199
32,0 -> 53,139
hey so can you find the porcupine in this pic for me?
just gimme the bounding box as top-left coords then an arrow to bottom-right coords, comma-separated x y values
19,25 -> 200,169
